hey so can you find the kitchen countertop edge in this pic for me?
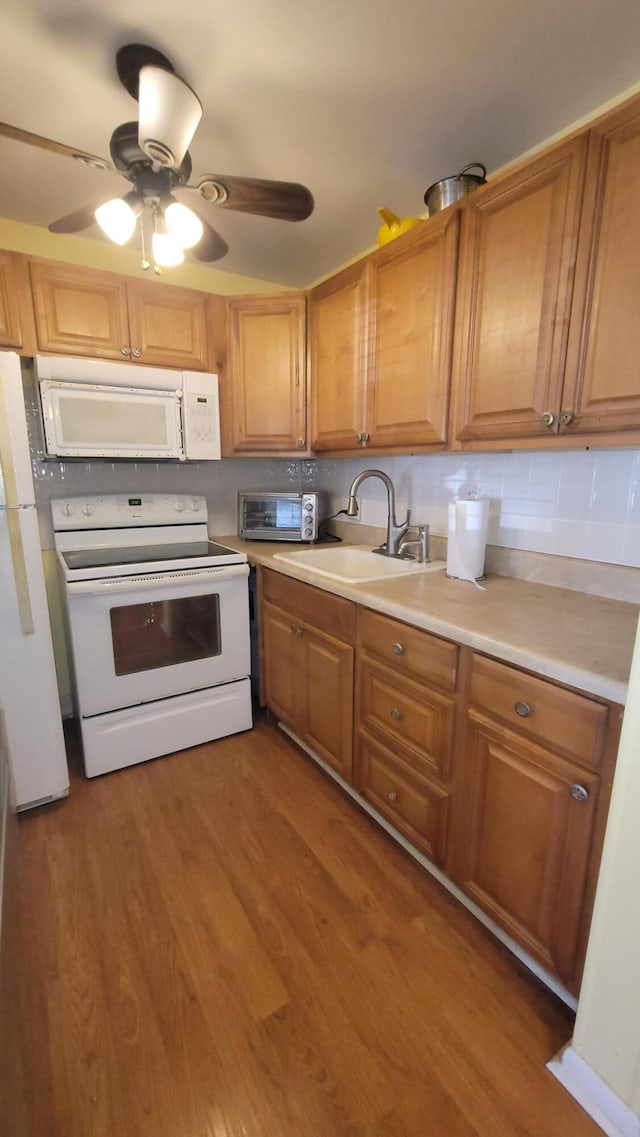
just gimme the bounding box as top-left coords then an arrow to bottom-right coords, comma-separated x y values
222,537 -> 637,706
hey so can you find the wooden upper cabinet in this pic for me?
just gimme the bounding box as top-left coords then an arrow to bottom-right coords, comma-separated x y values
126,281 -> 209,370
30,260 -> 130,361
225,293 -> 306,453
450,135 -> 588,445
0,252 -> 37,353
310,261 -> 368,451
365,209 -> 459,448
29,258 -> 209,369
562,96 -> 640,435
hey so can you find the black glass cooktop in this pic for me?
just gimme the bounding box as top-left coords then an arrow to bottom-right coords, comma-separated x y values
61,540 -> 236,571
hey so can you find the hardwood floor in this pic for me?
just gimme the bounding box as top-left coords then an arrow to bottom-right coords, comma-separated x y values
0,719 -> 601,1137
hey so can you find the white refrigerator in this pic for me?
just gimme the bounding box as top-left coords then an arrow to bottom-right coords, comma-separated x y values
0,352 -> 69,809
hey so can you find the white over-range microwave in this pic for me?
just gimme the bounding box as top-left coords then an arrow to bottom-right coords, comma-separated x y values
36,355 -> 221,461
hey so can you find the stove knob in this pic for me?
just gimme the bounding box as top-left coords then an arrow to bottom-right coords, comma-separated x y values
190,499 -> 201,512
174,498 -> 186,512
81,503 -> 94,517
63,502 -> 75,517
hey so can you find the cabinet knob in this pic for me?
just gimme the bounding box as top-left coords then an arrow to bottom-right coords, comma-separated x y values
540,411 -> 555,428
121,345 -> 131,356
570,784 -> 589,802
393,642 -> 405,656
360,431 -> 369,444
388,790 -> 398,802
291,624 -> 303,636
390,708 -> 401,720
296,438 -> 305,448
559,409 -> 574,427
514,700 -> 531,717
131,347 -> 141,358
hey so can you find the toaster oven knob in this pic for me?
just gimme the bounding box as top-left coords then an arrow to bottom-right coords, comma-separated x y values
304,527 -> 313,538
305,503 -> 313,512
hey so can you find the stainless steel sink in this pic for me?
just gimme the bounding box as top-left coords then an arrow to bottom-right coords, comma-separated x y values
272,545 -> 445,584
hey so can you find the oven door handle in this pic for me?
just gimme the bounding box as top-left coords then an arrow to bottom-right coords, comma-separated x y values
65,563 -> 249,596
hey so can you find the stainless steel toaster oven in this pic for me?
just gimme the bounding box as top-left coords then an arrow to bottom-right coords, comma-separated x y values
238,491 -> 325,542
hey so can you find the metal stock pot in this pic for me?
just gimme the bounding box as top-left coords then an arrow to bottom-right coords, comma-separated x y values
423,162 -> 487,214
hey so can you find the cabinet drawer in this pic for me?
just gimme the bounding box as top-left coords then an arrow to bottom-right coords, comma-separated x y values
357,655 -> 455,782
261,567 -> 355,642
469,654 -> 609,769
355,731 -> 450,866
358,608 -> 458,691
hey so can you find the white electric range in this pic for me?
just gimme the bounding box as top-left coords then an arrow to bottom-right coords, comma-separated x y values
53,493 -> 252,777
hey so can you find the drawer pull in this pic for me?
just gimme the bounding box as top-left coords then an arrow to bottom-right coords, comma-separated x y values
388,790 -> 398,802
570,784 -> 589,803
393,642 -> 405,656
390,708 -> 401,721
514,700 -> 531,718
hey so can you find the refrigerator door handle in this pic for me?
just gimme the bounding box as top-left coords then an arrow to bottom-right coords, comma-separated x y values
5,508 -> 35,636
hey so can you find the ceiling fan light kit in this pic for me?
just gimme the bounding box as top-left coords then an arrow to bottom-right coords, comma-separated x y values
0,42 -> 315,272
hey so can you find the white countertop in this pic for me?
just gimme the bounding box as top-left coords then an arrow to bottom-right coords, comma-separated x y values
221,537 -> 639,705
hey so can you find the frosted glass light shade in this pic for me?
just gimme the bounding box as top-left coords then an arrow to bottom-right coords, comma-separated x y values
95,198 -> 137,244
152,231 -> 185,267
138,66 -> 202,168
165,201 -> 203,249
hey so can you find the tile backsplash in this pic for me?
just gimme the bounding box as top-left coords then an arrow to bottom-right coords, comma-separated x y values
31,441 -> 640,569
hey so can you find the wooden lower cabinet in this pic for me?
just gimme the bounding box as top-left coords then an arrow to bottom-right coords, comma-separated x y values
260,571 -> 620,994
260,569 -> 355,781
354,609 -> 459,868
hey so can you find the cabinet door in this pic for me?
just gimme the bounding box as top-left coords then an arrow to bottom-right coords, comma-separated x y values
226,294 -> 306,452
303,627 -> 354,782
126,282 -> 209,370
0,252 -> 36,352
563,98 -> 640,434
366,212 -> 459,448
261,601 -> 302,731
310,261 -> 368,451
451,135 -> 588,444
30,260 -> 130,361
459,712 -> 599,987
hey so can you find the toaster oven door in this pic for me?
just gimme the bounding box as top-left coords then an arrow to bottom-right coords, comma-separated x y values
239,494 -> 306,541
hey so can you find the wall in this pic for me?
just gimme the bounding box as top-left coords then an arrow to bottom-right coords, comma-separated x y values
0,219 -> 285,296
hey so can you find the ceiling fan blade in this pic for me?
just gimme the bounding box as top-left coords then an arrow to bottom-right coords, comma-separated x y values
195,174 -> 314,222
191,218 -> 229,263
0,121 -> 111,169
48,203 -> 102,234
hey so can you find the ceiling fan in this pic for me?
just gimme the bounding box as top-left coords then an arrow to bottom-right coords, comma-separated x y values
0,43 -> 315,271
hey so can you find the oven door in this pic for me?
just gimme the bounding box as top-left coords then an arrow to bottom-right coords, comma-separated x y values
65,564 -> 250,716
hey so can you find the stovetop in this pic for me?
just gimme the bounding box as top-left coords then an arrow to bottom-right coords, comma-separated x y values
60,540 -> 240,572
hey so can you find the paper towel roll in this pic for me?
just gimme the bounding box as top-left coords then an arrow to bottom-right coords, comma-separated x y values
446,499 -> 489,582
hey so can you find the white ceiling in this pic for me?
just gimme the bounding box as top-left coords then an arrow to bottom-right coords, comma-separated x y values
2,0 -> 640,288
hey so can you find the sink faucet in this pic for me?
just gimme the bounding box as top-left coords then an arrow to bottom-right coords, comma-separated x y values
346,468 -> 411,557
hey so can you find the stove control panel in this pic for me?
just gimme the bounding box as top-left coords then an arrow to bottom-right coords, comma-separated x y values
51,493 -> 208,530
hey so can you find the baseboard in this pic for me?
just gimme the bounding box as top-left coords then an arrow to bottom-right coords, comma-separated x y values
547,1045 -> 640,1137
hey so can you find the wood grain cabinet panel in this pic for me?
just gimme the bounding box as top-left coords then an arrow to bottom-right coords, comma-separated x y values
0,251 -> 36,352
225,293 -> 306,453
30,260 -> 130,361
356,730 -> 451,866
459,712 -> 599,987
29,258 -> 210,369
310,262 -> 368,451
563,96 -> 640,435
365,209 -> 459,448
126,282 -> 209,370
451,135 -> 588,445
260,570 -> 355,782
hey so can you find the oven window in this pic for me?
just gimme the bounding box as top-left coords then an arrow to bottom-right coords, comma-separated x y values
110,594 -> 221,675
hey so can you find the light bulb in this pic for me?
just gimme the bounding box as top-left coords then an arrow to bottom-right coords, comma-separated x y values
152,231 -> 185,267
165,201 -> 203,249
95,198 -> 138,244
